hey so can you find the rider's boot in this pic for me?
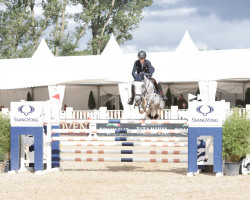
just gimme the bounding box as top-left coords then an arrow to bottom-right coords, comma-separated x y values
157,82 -> 167,100
128,97 -> 134,105
128,85 -> 135,105
159,91 -> 167,100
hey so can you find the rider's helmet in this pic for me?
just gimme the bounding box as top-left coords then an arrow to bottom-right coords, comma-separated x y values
138,51 -> 146,59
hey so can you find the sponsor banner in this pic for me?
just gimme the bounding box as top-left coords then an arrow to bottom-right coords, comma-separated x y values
188,101 -> 225,127
11,102 -> 45,127
59,121 -> 188,137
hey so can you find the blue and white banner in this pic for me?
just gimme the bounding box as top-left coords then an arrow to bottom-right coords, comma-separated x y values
11,101 -> 45,127
188,101 -> 225,127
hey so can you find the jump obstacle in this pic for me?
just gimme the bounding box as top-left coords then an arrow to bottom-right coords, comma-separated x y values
9,84 -> 226,176
45,119 -> 189,170
10,102 -> 223,176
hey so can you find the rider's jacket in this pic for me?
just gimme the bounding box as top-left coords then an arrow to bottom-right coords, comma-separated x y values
132,59 -> 155,81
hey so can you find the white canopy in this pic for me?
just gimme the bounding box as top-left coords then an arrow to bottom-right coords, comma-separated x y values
0,31 -> 249,90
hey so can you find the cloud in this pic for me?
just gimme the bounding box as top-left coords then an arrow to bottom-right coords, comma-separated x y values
121,0 -> 250,53
143,7 -> 197,18
121,44 -> 138,54
174,0 -> 250,21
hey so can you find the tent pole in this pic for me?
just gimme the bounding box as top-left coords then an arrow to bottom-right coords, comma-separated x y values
97,85 -> 100,109
243,81 -> 246,103
31,87 -> 34,101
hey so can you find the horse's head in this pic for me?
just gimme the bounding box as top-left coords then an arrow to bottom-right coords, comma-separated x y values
133,81 -> 145,104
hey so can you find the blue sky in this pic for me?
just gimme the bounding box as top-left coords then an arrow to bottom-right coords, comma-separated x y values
121,0 -> 250,53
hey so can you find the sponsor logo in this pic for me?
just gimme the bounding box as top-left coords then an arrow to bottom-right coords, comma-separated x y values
106,123 -> 121,127
192,118 -> 218,123
18,105 -> 35,116
196,105 -> 214,116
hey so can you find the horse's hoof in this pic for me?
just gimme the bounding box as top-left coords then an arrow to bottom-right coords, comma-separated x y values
148,114 -> 154,119
153,114 -> 159,119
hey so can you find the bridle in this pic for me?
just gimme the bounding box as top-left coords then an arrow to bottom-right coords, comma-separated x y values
134,75 -> 151,102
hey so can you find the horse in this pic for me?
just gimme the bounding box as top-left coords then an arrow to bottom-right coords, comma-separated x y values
133,73 -> 165,119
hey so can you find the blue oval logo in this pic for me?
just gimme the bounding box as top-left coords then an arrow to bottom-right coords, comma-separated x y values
18,105 -> 35,116
196,105 -> 214,116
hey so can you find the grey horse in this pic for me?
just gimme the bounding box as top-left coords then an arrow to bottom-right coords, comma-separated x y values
133,73 -> 165,119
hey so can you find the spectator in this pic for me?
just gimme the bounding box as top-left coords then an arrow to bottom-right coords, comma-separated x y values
177,94 -> 188,109
182,102 -> 188,109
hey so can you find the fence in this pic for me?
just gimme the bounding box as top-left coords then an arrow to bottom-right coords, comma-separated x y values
1,107 -> 249,120
60,108 -> 189,120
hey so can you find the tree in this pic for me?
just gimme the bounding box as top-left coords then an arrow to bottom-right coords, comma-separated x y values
30,0 -> 61,55
245,88 -> 250,105
0,0 -> 73,58
165,88 -> 172,108
70,0 -> 153,55
88,91 -> 96,110
0,0 -> 32,58
27,91 -> 32,101
105,101 -> 113,110
46,0 -> 75,56
173,96 -> 177,106
0,0 -> 153,57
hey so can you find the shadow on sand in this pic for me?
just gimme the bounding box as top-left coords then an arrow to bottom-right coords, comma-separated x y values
62,165 -> 187,175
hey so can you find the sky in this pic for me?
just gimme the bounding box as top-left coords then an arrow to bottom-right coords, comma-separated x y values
120,0 -> 250,53
3,0 -> 250,54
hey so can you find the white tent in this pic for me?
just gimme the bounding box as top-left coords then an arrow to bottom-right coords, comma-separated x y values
0,31 -> 249,109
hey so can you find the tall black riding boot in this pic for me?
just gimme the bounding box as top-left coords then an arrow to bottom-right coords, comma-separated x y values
128,85 -> 135,105
157,83 -> 167,100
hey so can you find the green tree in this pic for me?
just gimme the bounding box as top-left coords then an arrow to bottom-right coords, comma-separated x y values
0,0 -> 61,58
245,88 -> 250,105
165,88 -> 172,108
105,101 -> 113,110
27,91 -> 32,101
0,0 -> 153,57
30,0 -> 61,55
173,96 -> 177,106
0,0 -> 32,58
0,115 -> 10,162
46,0 -> 75,56
70,0 -> 153,55
88,90 -> 96,110
0,0 -> 73,58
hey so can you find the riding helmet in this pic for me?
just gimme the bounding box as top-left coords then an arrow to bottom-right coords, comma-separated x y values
138,51 -> 146,59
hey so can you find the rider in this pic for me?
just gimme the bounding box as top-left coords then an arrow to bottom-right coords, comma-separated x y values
128,50 -> 167,105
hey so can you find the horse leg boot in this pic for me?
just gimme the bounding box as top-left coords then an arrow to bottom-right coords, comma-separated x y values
128,84 -> 135,105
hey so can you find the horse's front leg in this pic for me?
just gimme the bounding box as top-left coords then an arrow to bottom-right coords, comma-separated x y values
137,100 -> 145,114
141,97 -> 147,111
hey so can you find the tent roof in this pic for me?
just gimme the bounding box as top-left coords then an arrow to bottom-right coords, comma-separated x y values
101,34 -> 123,56
175,30 -> 198,52
32,38 -> 54,58
0,32 -> 250,89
